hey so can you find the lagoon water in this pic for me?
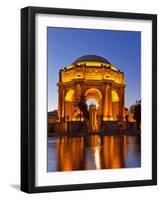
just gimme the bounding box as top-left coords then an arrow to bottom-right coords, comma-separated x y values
48,134 -> 141,172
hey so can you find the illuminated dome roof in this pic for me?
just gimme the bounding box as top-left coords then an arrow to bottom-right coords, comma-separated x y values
73,55 -> 111,64
67,54 -> 117,70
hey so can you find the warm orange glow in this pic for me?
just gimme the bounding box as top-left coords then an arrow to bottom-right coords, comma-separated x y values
112,90 -> 119,102
67,61 -> 117,70
103,116 -> 113,121
95,147 -> 101,169
55,135 -> 129,171
76,61 -> 110,67
65,89 -> 75,101
61,65 -> 123,84
57,137 -> 84,171
57,56 -> 125,126
85,88 -> 102,100
67,64 -> 74,69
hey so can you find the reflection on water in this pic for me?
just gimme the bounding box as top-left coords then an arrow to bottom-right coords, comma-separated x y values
48,135 -> 141,172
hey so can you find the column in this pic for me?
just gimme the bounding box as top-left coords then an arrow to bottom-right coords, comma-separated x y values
103,84 -> 108,120
61,89 -> 65,121
119,87 -> 125,121
103,84 -> 112,121
75,82 -> 81,100
57,85 -> 62,121
107,84 -> 112,119
57,70 -> 63,122
103,83 -> 112,120
58,85 -> 65,122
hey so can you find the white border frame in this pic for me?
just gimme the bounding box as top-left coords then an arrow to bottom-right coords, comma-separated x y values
35,14 -> 152,187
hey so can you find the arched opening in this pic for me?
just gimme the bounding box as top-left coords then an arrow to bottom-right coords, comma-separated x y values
65,89 -> 75,121
86,98 -> 99,132
111,90 -> 119,120
65,89 -> 75,102
85,88 -> 102,101
85,88 -> 102,132
85,88 -> 102,116
86,98 -> 98,109
112,90 -> 119,102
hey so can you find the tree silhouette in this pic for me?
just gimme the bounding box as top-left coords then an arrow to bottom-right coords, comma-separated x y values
133,100 -> 141,130
74,94 -> 89,122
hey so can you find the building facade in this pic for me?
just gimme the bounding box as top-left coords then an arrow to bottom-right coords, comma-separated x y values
57,55 -> 125,129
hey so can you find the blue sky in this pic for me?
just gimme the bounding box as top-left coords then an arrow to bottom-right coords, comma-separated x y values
48,27 -> 141,111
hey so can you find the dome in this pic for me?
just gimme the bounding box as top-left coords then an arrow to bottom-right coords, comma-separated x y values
73,55 -> 111,64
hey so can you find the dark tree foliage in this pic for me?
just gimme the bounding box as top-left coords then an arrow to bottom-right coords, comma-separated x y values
74,94 -> 89,122
133,100 -> 141,130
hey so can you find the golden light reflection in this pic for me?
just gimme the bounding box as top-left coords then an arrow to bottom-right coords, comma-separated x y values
55,135 -> 130,171
95,147 -> 101,169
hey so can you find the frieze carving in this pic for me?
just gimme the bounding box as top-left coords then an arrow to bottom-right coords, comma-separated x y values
85,68 -> 102,79
61,67 -> 124,84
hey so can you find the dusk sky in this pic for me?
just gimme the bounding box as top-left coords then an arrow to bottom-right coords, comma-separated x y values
48,27 -> 141,111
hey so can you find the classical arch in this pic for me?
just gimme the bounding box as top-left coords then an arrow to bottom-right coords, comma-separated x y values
86,98 -> 98,108
84,88 -> 103,131
65,89 -> 75,102
112,90 -> 119,102
85,88 -> 102,101
85,88 -> 102,116
57,55 -> 125,124
64,89 -> 75,121
111,90 -> 119,120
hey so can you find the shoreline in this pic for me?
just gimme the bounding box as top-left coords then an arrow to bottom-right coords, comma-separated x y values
48,130 -> 141,137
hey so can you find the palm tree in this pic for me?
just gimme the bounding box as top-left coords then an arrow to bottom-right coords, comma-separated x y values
74,94 -> 89,122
